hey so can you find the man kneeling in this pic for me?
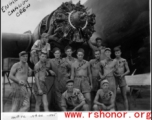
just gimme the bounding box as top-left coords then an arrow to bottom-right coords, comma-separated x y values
93,80 -> 115,111
61,79 -> 89,111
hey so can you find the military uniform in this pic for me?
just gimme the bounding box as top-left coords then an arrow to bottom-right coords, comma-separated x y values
49,58 -> 71,110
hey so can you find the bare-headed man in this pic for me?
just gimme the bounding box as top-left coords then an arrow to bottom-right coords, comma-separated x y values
30,33 -> 50,64
100,48 -> 117,98
90,49 -> 103,100
71,48 -> 92,110
9,51 -> 32,112
93,80 -> 115,111
61,79 -> 89,111
63,46 -> 77,67
34,51 -> 55,111
89,37 -> 106,60
49,47 -> 71,111
114,46 -> 130,110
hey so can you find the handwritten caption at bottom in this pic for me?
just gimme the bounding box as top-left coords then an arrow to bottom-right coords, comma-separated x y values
2,113 -> 58,120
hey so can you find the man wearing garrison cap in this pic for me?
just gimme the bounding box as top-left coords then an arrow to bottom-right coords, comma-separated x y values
99,47 -> 117,101
9,51 -> 32,112
93,79 -> 115,111
30,33 -> 51,65
113,45 -> 130,110
61,79 -> 89,111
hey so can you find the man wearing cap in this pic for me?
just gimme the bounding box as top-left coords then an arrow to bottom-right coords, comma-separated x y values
48,47 -> 71,111
93,80 -> 115,111
61,79 -> 89,111
90,49 -> 103,102
100,48 -> 117,98
9,51 -> 32,112
71,48 -> 92,110
34,51 -> 55,111
114,46 -> 130,110
88,37 -> 106,60
30,33 -> 51,65
63,46 -> 77,67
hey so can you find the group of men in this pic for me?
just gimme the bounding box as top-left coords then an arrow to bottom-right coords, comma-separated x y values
8,33 -> 130,112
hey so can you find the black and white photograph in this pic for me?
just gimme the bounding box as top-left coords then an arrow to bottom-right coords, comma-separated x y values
1,0 -> 151,114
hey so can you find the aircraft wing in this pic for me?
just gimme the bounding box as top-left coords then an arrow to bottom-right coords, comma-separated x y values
126,74 -> 150,86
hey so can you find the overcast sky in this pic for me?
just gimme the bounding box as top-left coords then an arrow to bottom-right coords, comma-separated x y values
1,0 -> 87,33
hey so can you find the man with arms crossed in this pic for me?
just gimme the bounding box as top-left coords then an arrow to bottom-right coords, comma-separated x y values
90,49 -> 103,100
71,48 -> 92,110
93,80 -> 115,111
100,48 -> 117,98
114,46 -> 130,110
61,79 -> 89,111
9,51 -> 32,112
34,51 -> 55,111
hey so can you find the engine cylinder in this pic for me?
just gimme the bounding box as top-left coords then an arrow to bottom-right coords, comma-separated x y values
2,33 -> 33,59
